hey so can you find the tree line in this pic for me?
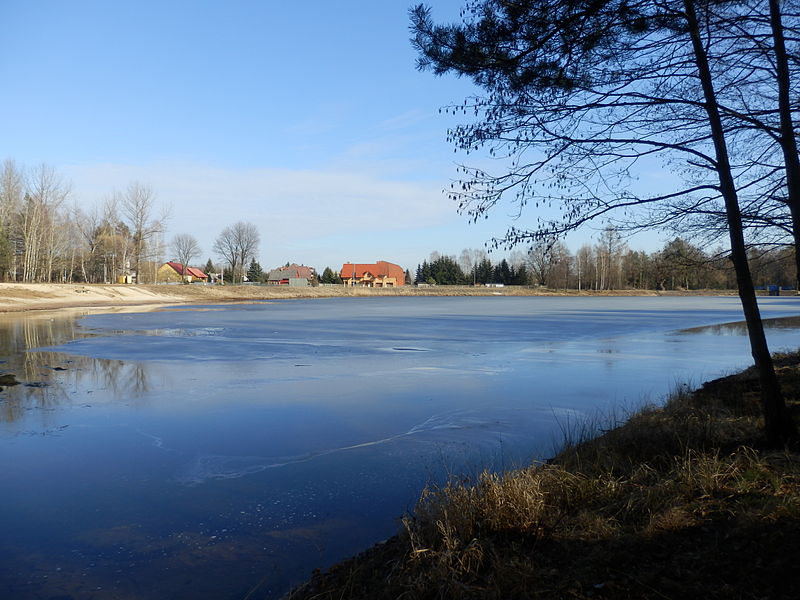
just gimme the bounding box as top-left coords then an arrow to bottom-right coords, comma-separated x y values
3,158 -> 794,291
0,159 -> 265,284
412,0 -> 800,441
415,232 -> 796,290
0,160 -> 169,283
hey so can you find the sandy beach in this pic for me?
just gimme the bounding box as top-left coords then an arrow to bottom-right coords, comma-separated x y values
0,283 -> 189,313
0,283 -> 670,314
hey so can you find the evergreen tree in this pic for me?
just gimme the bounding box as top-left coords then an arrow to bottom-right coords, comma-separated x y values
498,259 -> 512,284
416,261 -> 432,284
492,264 -> 502,284
247,258 -> 264,282
204,258 -> 215,276
428,255 -> 467,285
320,267 -> 342,284
512,264 -> 530,286
474,258 -> 493,284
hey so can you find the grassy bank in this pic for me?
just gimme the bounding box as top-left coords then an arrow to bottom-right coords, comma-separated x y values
287,354 -> 800,600
0,283 -> 745,314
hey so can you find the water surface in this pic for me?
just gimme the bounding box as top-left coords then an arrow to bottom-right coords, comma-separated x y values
1,296 -> 799,599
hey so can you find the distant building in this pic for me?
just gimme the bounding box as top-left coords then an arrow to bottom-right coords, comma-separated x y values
158,262 -> 208,283
340,261 -> 405,287
267,263 -> 316,286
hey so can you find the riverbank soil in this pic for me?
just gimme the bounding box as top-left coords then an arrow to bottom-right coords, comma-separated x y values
0,283 -> 671,313
287,354 -> 800,600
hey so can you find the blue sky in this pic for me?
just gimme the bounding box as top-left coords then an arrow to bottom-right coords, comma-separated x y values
1,1 -> 665,272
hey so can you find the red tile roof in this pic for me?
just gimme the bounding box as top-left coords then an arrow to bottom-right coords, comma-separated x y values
166,262 -> 207,279
340,261 -> 405,284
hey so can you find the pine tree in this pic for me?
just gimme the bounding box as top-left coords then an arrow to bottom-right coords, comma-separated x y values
416,261 -> 431,284
247,258 -> 264,283
412,0 -> 798,442
474,258 -> 493,284
513,264 -> 530,286
320,267 -> 335,284
429,255 -> 467,285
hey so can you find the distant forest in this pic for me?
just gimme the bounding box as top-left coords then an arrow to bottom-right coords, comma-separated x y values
1,160 -> 795,290
0,160 -> 171,284
417,229 -> 796,290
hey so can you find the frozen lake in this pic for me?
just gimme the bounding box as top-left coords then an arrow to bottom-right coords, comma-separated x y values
1,295 -> 800,599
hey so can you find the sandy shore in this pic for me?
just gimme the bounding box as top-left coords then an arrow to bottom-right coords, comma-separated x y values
0,282 -> 718,314
0,283 -> 181,314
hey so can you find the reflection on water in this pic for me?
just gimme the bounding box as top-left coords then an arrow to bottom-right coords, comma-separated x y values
2,297 -> 800,600
0,314 -> 153,425
679,314 -> 800,336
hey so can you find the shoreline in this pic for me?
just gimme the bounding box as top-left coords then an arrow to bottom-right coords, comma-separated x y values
1,283 -> 796,598
286,355 -> 800,600
0,282 -> 743,315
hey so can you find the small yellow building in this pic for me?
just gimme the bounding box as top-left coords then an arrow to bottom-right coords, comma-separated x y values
158,262 -> 208,283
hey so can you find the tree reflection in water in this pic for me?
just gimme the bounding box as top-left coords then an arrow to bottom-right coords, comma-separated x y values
679,315 -> 800,336
0,311 -> 152,424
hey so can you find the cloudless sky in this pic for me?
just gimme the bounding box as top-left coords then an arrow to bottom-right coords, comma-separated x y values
0,1 -> 665,272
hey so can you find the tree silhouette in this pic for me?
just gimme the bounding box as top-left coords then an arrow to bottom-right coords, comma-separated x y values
412,0 -> 797,443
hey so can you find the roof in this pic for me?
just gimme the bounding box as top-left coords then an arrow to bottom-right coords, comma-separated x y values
165,262 -> 207,279
340,261 -> 405,283
267,263 -> 314,281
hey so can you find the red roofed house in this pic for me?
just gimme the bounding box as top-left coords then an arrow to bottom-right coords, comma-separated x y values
266,263 -> 316,286
158,262 -> 208,283
340,261 -> 405,287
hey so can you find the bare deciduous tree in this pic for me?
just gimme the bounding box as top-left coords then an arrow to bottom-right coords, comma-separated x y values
171,234 -> 201,283
22,164 -> 70,282
119,182 -> 167,283
213,226 -> 238,281
232,222 -> 259,281
0,160 -> 24,279
213,221 -> 260,283
0,160 -> 23,230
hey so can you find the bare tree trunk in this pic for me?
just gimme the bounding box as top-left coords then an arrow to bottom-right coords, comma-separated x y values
685,0 -> 795,444
767,0 -> 800,291
120,182 -> 164,284
22,200 -> 41,282
45,213 -> 55,282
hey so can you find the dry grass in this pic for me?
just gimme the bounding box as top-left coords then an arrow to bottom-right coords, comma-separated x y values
286,354 -> 800,600
104,283 -> 665,302
0,281 -> 750,316
0,282 -> 720,314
